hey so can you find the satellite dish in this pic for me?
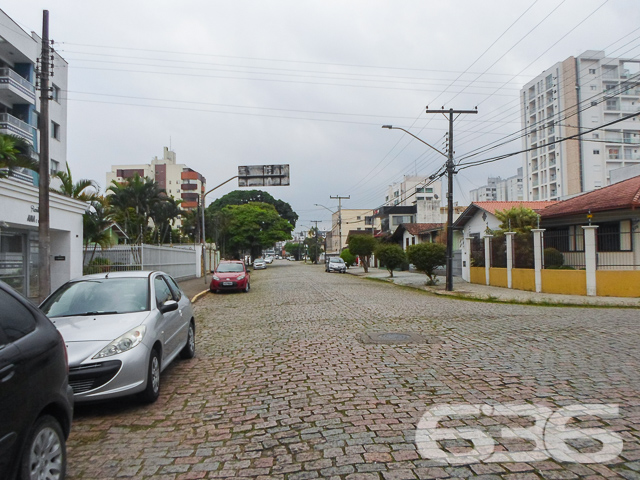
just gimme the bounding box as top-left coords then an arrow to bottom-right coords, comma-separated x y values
434,194 -> 439,199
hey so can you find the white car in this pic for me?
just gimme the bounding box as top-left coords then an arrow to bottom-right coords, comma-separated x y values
253,258 -> 267,269
265,256 -> 274,264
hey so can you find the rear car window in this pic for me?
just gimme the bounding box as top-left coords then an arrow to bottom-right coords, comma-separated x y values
0,289 -> 36,342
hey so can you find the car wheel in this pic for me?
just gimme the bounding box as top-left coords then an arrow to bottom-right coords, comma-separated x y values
244,282 -> 250,293
180,322 -> 196,359
139,348 -> 161,403
20,414 -> 66,480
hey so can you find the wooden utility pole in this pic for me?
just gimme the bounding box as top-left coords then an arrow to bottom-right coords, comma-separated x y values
310,220 -> 321,264
330,195 -> 350,253
38,10 -> 51,301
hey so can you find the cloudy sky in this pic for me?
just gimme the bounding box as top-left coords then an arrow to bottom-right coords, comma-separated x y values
4,0 -> 640,231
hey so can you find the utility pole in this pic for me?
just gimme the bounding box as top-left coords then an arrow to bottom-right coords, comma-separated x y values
425,107 -> 477,291
37,10 -> 52,301
310,220 -> 321,264
330,195 -> 350,253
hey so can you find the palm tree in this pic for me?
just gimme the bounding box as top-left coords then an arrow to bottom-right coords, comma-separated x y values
150,196 -> 183,244
0,134 -> 38,178
83,196 -> 114,264
52,163 -> 99,201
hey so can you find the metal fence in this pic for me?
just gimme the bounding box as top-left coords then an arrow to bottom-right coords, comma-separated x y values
543,229 -> 585,269
470,236 -> 484,267
83,244 -> 197,279
490,236 -> 507,268
596,230 -> 639,270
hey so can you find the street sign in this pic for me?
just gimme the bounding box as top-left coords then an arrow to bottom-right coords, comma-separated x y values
238,164 -> 290,187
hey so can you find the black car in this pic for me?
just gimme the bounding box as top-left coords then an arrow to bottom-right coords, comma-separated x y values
0,281 -> 73,480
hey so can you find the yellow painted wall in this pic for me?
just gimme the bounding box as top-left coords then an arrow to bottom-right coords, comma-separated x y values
541,270 -> 587,296
596,271 -> 640,297
512,269 -> 535,292
489,268 -> 508,288
470,267 -> 485,285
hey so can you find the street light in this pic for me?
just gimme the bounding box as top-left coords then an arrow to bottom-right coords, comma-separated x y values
314,203 -> 336,253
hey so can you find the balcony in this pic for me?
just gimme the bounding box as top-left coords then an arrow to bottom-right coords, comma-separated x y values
181,183 -> 198,191
0,113 -> 36,143
0,69 -> 36,104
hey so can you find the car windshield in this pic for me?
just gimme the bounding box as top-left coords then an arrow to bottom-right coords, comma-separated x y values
217,263 -> 244,273
330,258 -> 344,263
255,258 -> 264,262
41,277 -> 149,317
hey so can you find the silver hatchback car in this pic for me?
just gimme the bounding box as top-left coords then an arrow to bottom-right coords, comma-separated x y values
40,271 -> 196,403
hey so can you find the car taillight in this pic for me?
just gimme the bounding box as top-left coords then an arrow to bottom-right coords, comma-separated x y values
59,330 -> 69,373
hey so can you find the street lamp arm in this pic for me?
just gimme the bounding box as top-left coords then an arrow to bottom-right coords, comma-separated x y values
382,125 -> 447,158
204,175 -> 239,200
314,203 -> 336,215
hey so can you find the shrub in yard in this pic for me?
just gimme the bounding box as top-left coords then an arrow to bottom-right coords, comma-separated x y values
544,247 -> 564,269
407,242 -> 446,285
340,248 -> 356,267
374,243 -> 406,278
84,257 -> 111,275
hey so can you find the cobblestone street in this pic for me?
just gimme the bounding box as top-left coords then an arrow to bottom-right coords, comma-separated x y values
67,261 -> 640,479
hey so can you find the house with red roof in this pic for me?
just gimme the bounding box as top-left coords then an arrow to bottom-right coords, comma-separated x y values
390,223 -> 444,250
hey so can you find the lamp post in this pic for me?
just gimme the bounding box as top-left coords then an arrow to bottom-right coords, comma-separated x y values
314,203 -> 336,253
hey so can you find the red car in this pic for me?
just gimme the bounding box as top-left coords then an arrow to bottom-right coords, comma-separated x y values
210,261 -> 251,293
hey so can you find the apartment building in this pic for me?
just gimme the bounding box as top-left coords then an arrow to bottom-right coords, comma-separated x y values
521,50 -> 640,201
469,168 -> 524,202
326,208 -> 375,253
384,175 -> 443,206
0,10 -> 82,299
106,147 -> 206,224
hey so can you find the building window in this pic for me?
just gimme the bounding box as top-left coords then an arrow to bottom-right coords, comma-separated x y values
593,133 -> 599,139
51,121 -> 60,140
52,84 -> 61,102
589,68 -> 596,74
590,85 -> 597,91
593,149 -> 600,154
50,159 -> 59,175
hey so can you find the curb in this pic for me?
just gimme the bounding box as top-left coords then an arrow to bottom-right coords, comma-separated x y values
191,289 -> 210,303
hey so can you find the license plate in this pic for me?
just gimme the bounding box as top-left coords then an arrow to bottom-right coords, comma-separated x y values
222,282 -> 233,286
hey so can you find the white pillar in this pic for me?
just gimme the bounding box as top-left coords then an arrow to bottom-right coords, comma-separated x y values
582,225 -> 599,296
483,234 -> 493,286
195,243 -> 203,277
462,237 -> 472,282
532,229 -> 545,293
505,232 -> 516,289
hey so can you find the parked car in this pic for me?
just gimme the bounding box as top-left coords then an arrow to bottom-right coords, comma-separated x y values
253,258 -> 267,269
287,256 -> 296,261
210,261 -> 250,293
326,256 -> 347,273
39,271 -> 196,404
264,256 -> 274,264
0,280 -> 74,480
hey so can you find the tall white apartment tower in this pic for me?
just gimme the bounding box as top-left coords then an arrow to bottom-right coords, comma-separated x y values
521,50 -> 640,201
385,175 -> 443,206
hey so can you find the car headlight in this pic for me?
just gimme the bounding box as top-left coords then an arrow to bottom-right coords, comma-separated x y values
93,325 -> 147,359
212,275 -> 220,281
237,274 -> 246,280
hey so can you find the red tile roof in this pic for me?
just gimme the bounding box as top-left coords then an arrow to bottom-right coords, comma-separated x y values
540,175 -> 640,218
473,201 -> 557,215
403,223 -> 443,235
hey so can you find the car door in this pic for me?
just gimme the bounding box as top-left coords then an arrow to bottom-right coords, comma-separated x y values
164,275 -> 191,346
0,288 -> 36,478
153,275 -> 183,362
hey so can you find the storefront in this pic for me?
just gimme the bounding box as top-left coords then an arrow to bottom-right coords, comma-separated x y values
0,178 -> 86,299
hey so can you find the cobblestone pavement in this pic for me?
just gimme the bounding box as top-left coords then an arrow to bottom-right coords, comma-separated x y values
67,261 -> 640,479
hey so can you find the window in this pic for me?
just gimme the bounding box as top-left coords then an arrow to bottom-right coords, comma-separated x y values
163,275 -> 182,301
356,216 -> 361,220
598,222 -> 631,252
0,290 -> 37,343
593,149 -> 600,155
52,84 -> 61,102
590,85 -> 597,91
50,159 -> 59,175
593,133 -> 599,139
51,121 -> 60,140
154,276 -> 173,308
589,68 -> 596,74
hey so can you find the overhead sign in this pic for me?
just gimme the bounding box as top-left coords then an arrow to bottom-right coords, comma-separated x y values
238,164 -> 290,187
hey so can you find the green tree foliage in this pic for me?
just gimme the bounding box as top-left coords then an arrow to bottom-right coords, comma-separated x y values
222,202 -> 293,259
284,241 -> 304,260
492,206 -> 539,268
340,248 -> 356,267
544,247 -> 564,268
150,196 -> 182,244
52,163 -> 99,201
407,242 -> 446,285
83,197 -> 115,264
375,243 -> 406,278
207,189 -> 298,231
347,234 -> 377,273
0,134 -> 37,178
304,227 -> 324,264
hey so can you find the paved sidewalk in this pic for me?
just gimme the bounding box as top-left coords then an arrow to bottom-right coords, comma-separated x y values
347,266 -> 640,307
178,274 -> 211,302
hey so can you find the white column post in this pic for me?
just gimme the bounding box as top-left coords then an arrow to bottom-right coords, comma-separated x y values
462,237 -> 472,282
532,229 -> 545,293
483,234 -> 493,286
505,232 -> 516,289
195,243 -> 203,278
582,225 -> 599,296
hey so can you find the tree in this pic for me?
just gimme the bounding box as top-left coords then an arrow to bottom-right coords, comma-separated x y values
492,206 -> 539,268
284,241 -> 304,259
83,197 -> 114,264
150,196 -> 182,244
375,243 -> 406,278
0,134 -> 37,178
304,227 -> 324,264
53,163 -> 99,201
347,234 -> 377,273
222,202 -> 293,259
407,243 -> 446,285
207,189 -> 298,229
340,248 -> 356,267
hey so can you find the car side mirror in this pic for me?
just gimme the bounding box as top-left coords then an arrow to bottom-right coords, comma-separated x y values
159,299 -> 179,314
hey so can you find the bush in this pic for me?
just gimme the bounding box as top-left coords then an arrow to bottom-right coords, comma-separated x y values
374,243 -> 406,278
407,243 -> 446,285
340,248 -> 356,267
84,257 -> 111,275
544,247 -> 564,268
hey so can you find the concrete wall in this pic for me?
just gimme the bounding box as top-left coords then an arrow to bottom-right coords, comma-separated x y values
596,271 -> 640,297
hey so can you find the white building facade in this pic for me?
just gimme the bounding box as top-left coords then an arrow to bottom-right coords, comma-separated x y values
521,50 -> 640,201
470,168 -> 524,202
385,176 -> 443,206
106,147 -> 206,225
